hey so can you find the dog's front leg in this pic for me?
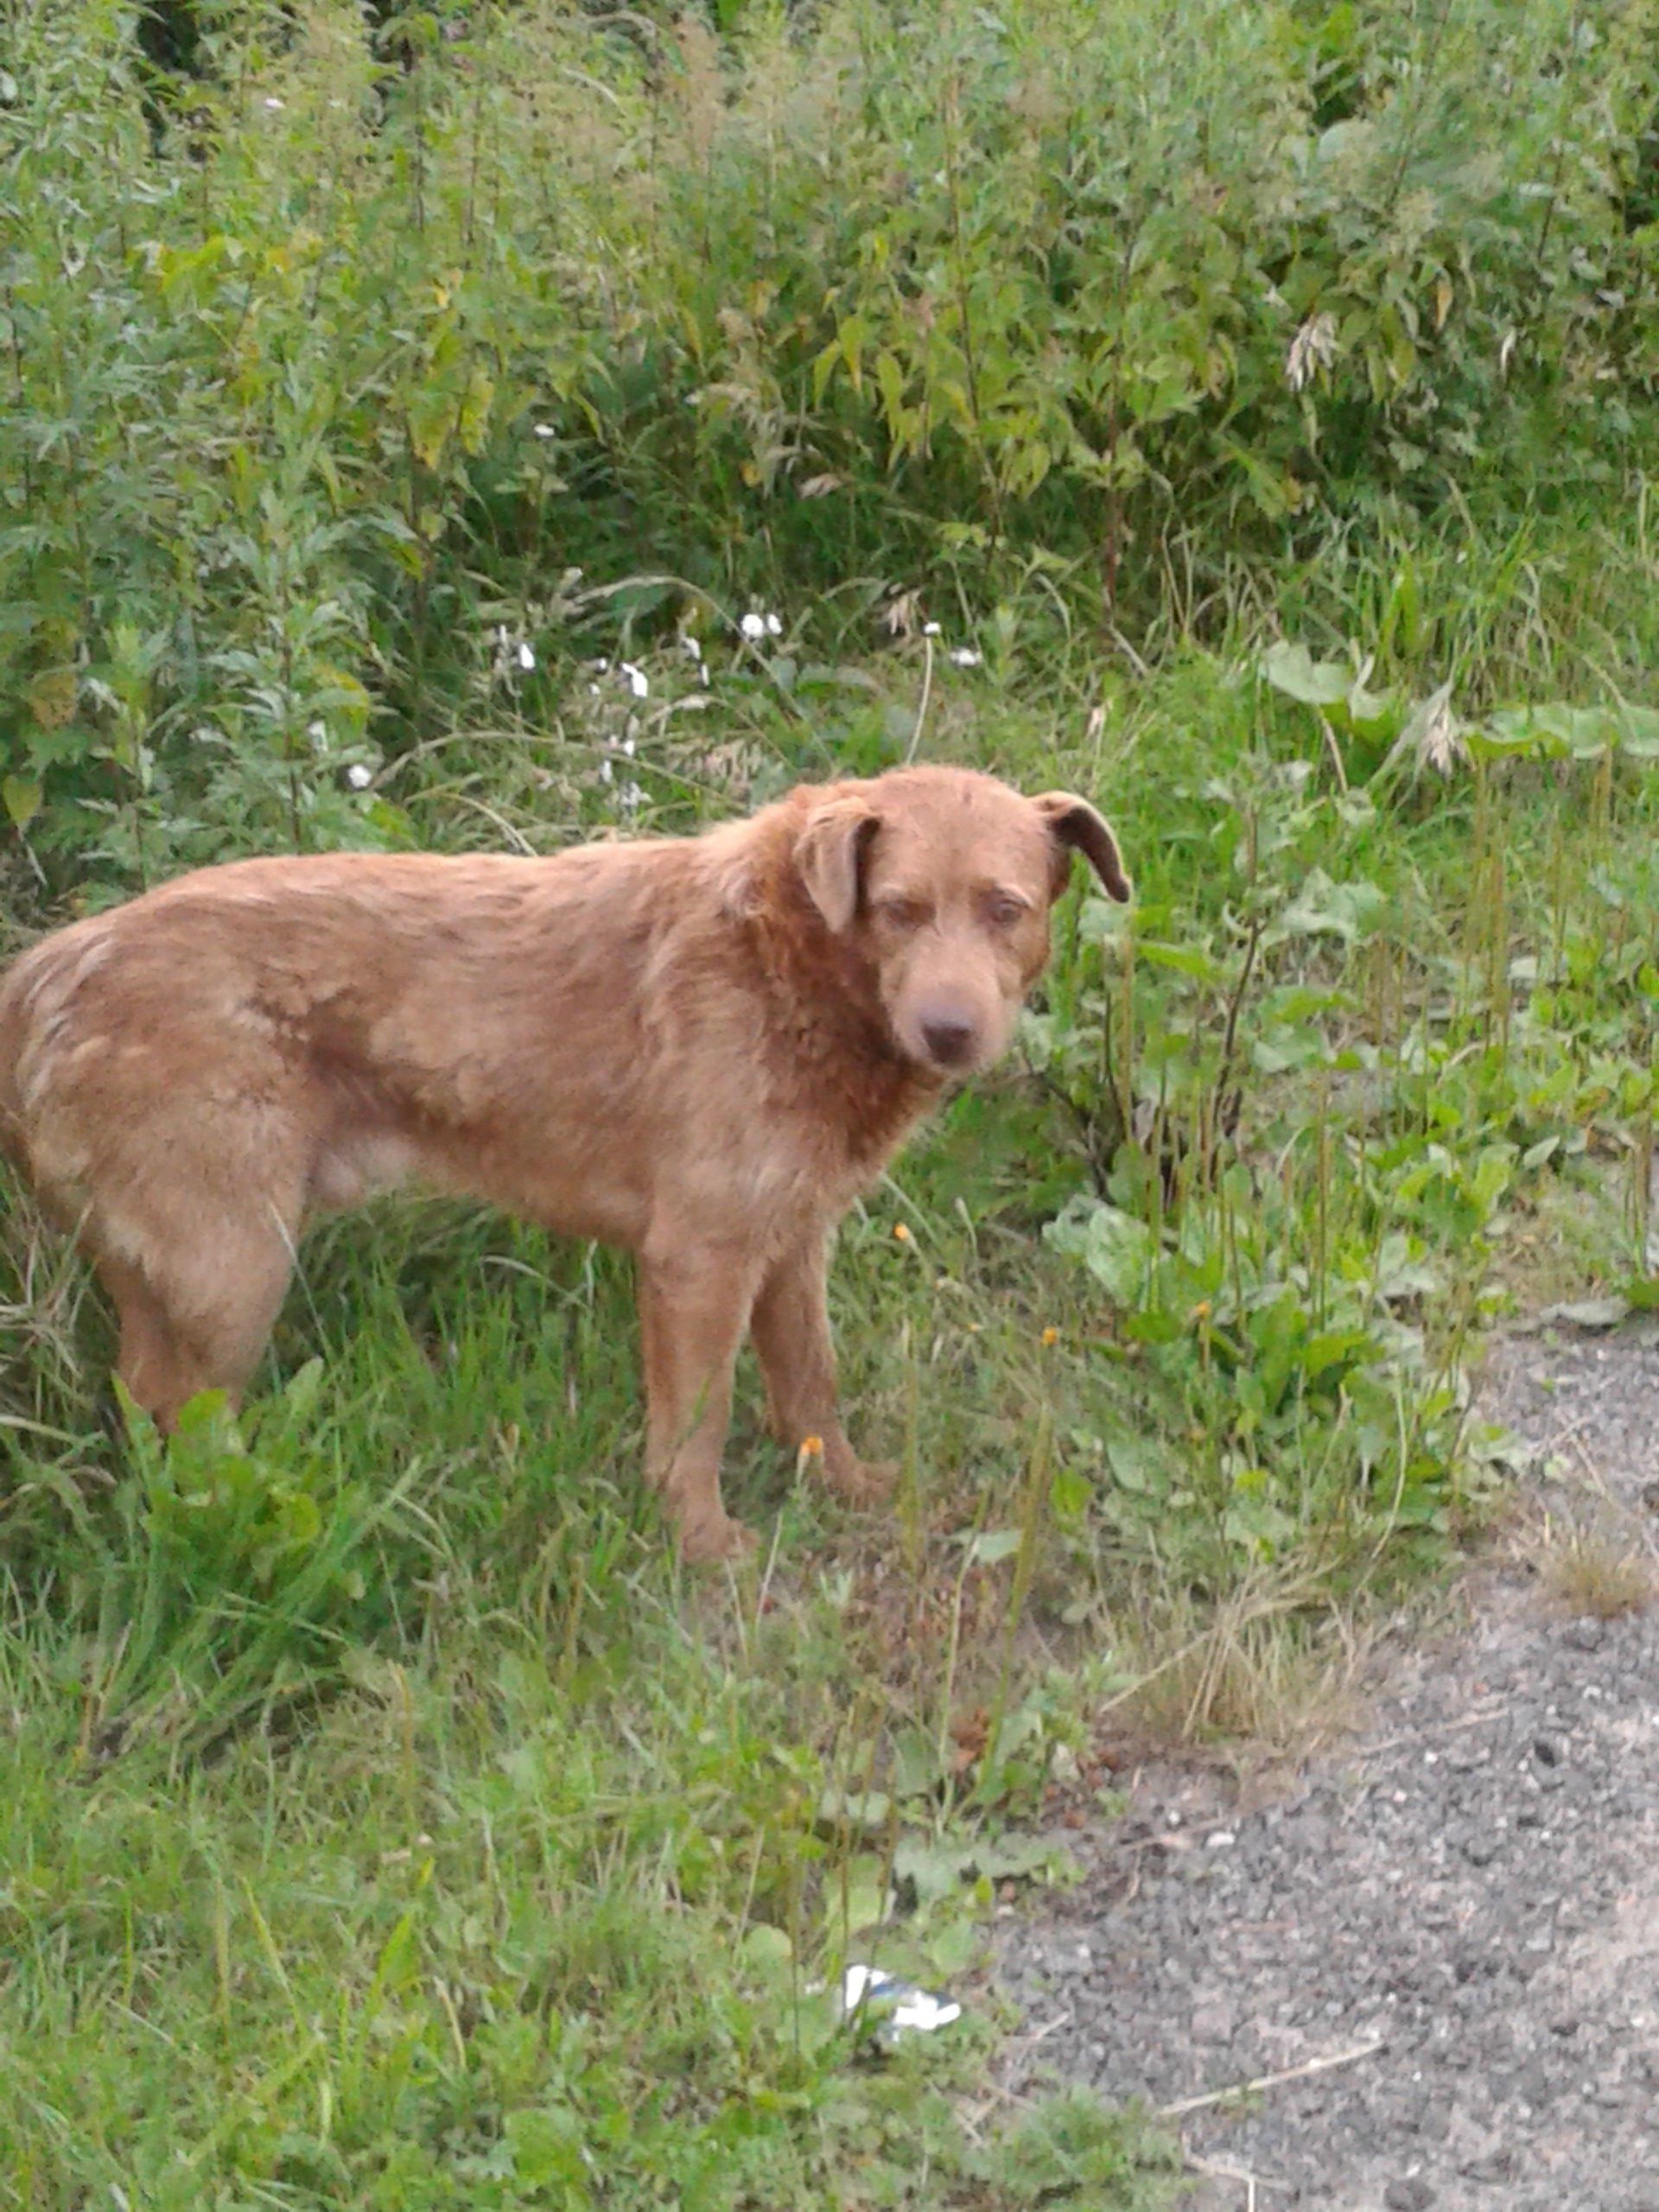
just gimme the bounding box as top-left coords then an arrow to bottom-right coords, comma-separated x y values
637,1240 -> 759,1561
750,1227 -> 893,1510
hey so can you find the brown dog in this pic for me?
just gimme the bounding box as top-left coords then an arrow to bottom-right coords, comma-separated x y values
0,765 -> 1129,1558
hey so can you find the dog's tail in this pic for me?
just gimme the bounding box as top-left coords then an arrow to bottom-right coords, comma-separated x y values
0,941 -> 35,1172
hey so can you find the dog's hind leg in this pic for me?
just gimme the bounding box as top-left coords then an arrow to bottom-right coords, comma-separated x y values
750,1227 -> 893,1509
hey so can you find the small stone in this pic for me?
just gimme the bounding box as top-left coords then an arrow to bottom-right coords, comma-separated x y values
1548,2016 -> 1580,2037
1459,2148 -> 1516,2183
1463,1834 -> 1500,1867
1191,1999 -> 1236,2044
1533,1736 -> 1560,1766
1384,2181 -> 1435,2210
1569,1617 -> 1605,1652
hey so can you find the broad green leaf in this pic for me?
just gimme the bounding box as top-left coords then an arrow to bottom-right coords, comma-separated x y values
1106,1433 -> 1167,1497
1274,868 -> 1387,945
966,1527 -> 1023,1567
1136,938 -> 1228,986
26,667 -> 76,728
1260,639 -> 1350,709
1045,1197 -> 1155,1304
2,775 -> 41,829
741,1922 -> 793,1968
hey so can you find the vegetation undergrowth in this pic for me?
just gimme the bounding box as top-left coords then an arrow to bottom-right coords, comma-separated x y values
4,0 -> 1659,2202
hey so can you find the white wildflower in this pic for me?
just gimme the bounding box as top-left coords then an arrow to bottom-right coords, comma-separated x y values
618,780 -> 645,811
517,640 -> 536,671
949,647 -> 982,668
620,660 -> 649,699
590,658 -> 610,674
682,636 -> 703,663
533,423 -> 556,439
740,613 -> 766,642
599,759 -> 613,784
307,718 -> 327,746
1285,310 -> 1338,394
766,612 -> 783,637
620,735 -> 637,758
264,96 -> 284,111
923,620 -> 942,638
346,763 -> 374,790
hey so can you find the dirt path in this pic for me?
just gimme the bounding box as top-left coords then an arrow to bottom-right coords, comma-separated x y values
995,1325 -> 1659,2210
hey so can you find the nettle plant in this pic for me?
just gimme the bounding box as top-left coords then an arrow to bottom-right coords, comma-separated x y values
1032,758 -> 1457,1570
1029,753 -> 1581,1580
1033,631 -> 1659,1574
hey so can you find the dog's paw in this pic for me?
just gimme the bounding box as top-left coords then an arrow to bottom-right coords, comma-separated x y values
677,1511 -> 759,1565
823,1452 -> 896,1508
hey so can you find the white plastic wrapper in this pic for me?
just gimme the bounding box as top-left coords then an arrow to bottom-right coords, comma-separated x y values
839,1963 -> 962,2040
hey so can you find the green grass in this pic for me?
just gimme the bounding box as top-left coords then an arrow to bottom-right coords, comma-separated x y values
7,0 -> 1659,2196
1,1203 -> 1192,2208
7,595 -> 1659,2202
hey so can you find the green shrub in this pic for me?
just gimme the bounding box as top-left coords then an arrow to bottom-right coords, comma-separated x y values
4,0 -> 1658,893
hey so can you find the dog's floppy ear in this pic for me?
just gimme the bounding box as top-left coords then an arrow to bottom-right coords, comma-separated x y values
795,794 -> 881,932
1031,791 -> 1132,905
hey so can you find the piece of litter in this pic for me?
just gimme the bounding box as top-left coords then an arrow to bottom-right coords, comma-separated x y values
1205,1829 -> 1236,1849
839,1963 -> 961,2040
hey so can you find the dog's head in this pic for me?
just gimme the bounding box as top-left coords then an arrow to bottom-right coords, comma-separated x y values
791,765 -> 1130,1078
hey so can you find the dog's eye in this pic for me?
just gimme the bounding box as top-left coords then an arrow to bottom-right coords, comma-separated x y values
985,892 -> 1030,928
876,895 -> 931,931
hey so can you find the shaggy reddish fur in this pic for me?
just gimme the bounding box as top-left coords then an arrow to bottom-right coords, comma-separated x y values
0,765 -> 1129,1559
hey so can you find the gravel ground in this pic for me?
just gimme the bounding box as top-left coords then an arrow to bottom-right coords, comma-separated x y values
995,1322 -> 1659,2210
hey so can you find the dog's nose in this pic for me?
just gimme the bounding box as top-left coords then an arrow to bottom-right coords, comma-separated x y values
921,1015 -> 977,1067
